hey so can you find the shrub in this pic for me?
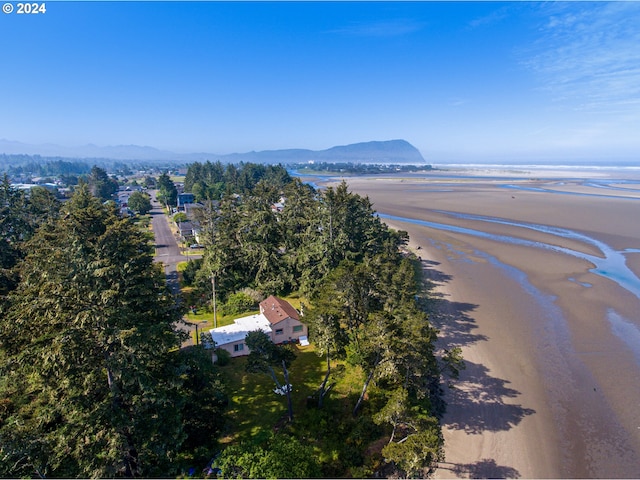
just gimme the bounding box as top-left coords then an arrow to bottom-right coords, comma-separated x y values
220,291 -> 257,316
214,348 -> 231,366
173,212 -> 188,223
181,258 -> 202,286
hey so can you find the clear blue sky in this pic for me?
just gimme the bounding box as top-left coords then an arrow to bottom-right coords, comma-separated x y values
1,1 -> 639,163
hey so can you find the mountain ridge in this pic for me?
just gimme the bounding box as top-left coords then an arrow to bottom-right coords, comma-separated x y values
0,139 -> 425,164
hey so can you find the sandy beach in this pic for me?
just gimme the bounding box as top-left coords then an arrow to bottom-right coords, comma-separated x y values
324,168 -> 640,478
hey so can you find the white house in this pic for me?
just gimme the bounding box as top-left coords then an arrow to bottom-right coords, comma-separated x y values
209,314 -> 272,357
210,296 -> 307,358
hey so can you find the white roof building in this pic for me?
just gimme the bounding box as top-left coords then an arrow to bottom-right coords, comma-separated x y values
209,297 -> 308,358
210,313 -> 272,357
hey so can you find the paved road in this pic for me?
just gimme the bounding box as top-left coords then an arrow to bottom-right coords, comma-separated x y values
150,193 -> 185,294
149,191 -> 200,346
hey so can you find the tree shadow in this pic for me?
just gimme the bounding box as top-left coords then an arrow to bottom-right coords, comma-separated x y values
442,360 -> 535,434
430,299 -> 488,350
421,258 -> 454,286
417,258 -> 488,349
439,458 -> 521,478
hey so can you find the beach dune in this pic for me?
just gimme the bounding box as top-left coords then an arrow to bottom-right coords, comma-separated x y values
331,170 -> 640,478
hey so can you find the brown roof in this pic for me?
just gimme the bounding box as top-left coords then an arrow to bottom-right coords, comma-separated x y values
259,295 -> 300,325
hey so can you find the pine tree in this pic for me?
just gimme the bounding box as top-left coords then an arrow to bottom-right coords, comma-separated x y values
0,186 -> 188,478
87,165 -> 118,201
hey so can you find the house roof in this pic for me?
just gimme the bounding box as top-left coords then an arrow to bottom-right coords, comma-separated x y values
177,221 -> 194,233
209,313 -> 272,347
259,296 -> 300,325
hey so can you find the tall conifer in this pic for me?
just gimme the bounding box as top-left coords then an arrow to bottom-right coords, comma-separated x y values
0,186 -> 187,477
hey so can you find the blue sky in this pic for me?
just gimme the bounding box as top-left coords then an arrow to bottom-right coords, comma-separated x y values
1,1 -> 639,163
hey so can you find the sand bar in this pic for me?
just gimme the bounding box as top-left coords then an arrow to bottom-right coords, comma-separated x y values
322,168 -> 640,478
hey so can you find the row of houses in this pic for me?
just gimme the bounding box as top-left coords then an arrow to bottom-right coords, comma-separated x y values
210,295 -> 308,358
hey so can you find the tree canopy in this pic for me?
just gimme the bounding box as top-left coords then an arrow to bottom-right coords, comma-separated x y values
156,172 -> 178,207
127,190 -> 152,214
0,176 -> 60,299
179,164 -> 448,476
86,165 -> 118,201
0,186 -> 226,478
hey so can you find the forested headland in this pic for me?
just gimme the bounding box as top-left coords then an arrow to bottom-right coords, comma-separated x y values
0,162 -> 461,478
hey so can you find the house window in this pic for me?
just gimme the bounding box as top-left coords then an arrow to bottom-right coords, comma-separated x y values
234,343 -> 244,352
275,328 -> 284,335
293,325 -> 303,333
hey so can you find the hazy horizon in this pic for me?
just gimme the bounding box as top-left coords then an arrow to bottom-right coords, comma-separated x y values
2,2 -> 639,164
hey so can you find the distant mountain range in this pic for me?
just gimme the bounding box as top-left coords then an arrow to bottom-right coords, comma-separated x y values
0,139 -> 426,165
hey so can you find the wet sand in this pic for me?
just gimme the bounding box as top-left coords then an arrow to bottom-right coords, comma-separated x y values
325,169 -> 640,478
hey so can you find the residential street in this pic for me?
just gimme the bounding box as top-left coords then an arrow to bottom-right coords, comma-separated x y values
149,192 -> 184,294
149,191 -> 200,346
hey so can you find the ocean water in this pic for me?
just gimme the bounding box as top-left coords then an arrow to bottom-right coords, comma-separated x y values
378,211 -> 640,302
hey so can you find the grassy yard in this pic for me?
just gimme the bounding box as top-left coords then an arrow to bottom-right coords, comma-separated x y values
177,286 -> 385,472
215,345 -> 388,476
217,343 -> 328,443
216,343 -> 373,443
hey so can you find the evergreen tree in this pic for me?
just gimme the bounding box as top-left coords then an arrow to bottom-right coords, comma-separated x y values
237,194 -> 286,292
157,172 -> 177,207
127,191 -> 152,215
0,176 -> 29,297
0,186 -> 189,478
0,178 -> 60,299
87,165 -> 118,201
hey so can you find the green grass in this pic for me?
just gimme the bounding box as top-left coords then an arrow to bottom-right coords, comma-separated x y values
185,310 -> 238,329
214,345 -> 389,477
205,303 -> 393,477
216,341 -> 368,438
218,344 -> 329,443
177,261 -> 189,272
183,290 -> 382,472
181,249 -> 203,257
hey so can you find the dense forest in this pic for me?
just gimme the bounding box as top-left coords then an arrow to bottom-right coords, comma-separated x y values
0,163 -> 459,478
1,155 -> 93,176
0,154 -> 170,178
0,178 -> 226,477
183,162 -> 455,477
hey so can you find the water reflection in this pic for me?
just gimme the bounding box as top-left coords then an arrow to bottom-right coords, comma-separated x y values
379,211 -> 640,301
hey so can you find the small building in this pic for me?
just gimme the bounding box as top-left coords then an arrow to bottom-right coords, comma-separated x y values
184,202 -> 204,219
259,295 -> 307,344
177,192 -> 195,209
210,314 -> 272,358
210,296 -> 307,358
177,221 -> 195,240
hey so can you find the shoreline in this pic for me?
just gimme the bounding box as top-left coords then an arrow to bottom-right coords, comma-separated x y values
327,172 -> 640,478
386,219 -> 563,478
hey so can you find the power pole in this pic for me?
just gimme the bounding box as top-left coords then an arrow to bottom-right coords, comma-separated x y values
211,273 -> 217,328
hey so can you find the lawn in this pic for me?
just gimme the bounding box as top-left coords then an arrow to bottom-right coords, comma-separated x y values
180,290 -> 384,471
214,344 -> 391,477
217,344 -> 324,442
